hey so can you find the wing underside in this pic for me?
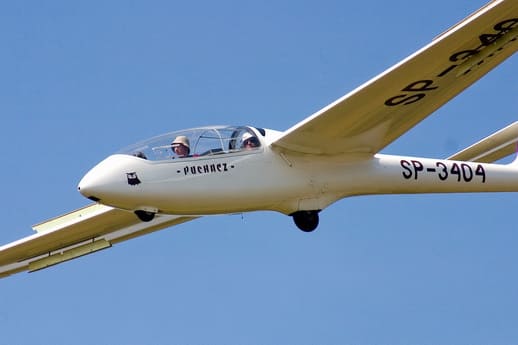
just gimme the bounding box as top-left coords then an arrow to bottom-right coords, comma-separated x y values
271,0 -> 518,156
0,204 -> 197,278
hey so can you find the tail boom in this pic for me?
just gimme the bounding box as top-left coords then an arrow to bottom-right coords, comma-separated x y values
341,154 -> 518,197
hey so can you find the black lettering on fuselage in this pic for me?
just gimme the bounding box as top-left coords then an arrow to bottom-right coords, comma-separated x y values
181,162 -> 234,176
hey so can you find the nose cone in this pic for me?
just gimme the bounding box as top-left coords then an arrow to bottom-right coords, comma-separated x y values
78,154 -> 137,203
78,165 -> 104,202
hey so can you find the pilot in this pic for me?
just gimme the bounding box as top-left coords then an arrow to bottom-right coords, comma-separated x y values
241,132 -> 260,150
171,135 -> 191,158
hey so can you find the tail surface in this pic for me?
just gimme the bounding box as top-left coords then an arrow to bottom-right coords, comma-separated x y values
447,121 -> 518,163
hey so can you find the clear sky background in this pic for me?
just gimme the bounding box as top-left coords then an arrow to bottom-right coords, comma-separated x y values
1,1 -> 517,344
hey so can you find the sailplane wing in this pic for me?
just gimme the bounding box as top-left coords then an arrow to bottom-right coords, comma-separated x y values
0,204 -> 197,278
271,0 -> 518,155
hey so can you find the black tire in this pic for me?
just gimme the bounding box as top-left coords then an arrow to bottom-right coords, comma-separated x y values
135,210 -> 155,222
291,210 -> 319,232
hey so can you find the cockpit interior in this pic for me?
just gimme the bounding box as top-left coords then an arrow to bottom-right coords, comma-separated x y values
118,125 -> 264,161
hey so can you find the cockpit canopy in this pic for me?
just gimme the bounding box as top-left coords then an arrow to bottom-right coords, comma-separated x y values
118,125 -> 263,161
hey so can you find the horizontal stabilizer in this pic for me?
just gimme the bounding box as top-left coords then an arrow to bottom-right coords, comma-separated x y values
447,121 -> 518,163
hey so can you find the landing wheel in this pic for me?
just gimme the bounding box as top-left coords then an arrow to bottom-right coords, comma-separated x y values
135,210 -> 155,222
291,210 -> 319,232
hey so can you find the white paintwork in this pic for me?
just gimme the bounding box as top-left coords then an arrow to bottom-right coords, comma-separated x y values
0,204 -> 196,277
448,122 -> 518,162
1,0 -> 517,278
78,142 -> 518,217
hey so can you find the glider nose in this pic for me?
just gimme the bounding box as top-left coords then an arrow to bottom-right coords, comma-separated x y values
78,154 -> 132,203
78,158 -> 110,202
78,167 -> 103,202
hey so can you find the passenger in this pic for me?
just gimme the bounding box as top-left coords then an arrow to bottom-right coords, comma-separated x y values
133,151 -> 147,159
171,135 -> 190,158
241,132 -> 260,150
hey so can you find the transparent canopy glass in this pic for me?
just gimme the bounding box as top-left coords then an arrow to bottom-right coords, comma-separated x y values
118,125 -> 261,161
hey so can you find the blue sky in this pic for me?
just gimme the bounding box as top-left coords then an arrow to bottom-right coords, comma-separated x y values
1,1 -> 517,344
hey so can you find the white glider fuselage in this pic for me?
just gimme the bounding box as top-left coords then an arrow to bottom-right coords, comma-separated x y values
78,126 -> 518,217
1,1 -> 517,278
77,3 -> 518,224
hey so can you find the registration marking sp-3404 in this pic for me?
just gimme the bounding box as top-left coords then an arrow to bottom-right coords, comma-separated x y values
400,159 -> 486,183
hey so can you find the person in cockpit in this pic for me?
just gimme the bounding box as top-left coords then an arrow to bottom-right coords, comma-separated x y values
241,132 -> 260,150
172,135 -> 191,158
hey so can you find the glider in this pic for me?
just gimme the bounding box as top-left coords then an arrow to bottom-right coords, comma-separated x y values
1,0 -> 517,278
